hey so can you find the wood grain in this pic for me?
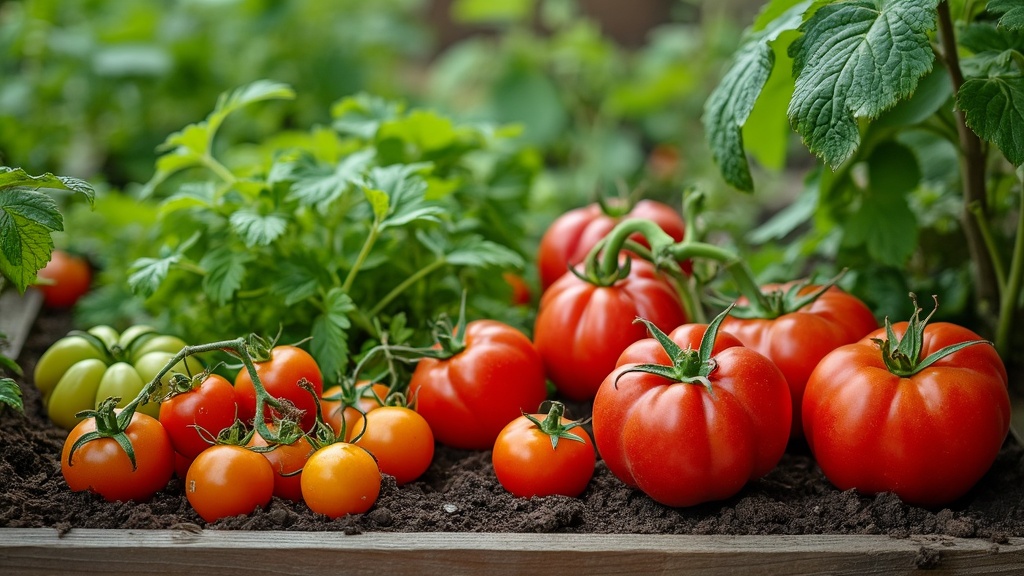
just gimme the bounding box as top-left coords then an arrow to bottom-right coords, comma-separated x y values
0,529 -> 1020,576
0,289 -> 43,360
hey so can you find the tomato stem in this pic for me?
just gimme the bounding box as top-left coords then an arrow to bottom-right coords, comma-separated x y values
994,169 -> 1024,359
522,401 -> 588,450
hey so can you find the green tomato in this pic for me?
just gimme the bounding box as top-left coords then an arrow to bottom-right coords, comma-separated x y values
34,336 -> 106,397
47,358 -> 108,430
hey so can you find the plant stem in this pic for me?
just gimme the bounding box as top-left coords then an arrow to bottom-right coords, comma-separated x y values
367,257 -> 448,318
994,173 -> 1024,359
201,154 -> 238,185
937,1 -> 1001,332
342,221 -> 381,294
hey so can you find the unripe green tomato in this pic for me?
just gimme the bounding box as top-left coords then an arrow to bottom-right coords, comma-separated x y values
88,325 -> 120,350
33,336 -> 106,397
47,359 -> 108,429
133,351 -> 203,392
97,362 -> 158,419
131,335 -> 189,360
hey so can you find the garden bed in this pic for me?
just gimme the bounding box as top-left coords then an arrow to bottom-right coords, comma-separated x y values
2,302 -> 1023,575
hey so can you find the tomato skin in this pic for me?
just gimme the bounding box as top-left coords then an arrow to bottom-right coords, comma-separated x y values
537,200 -> 685,291
721,283 -> 878,439
35,250 -> 92,308
322,382 -> 390,440
159,374 -> 238,460
802,322 -> 1010,507
534,258 -> 687,401
234,345 -> 324,432
592,323 -> 791,507
61,411 -> 175,503
301,443 -> 381,519
492,413 -> 596,498
409,320 -> 548,450
503,272 -> 532,306
185,445 -> 275,522
247,428 -> 314,502
352,406 -> 435,485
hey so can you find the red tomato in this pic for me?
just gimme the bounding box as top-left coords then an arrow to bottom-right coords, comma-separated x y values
159,374 -> 238,460
249,427 -> 315,502
721,282 -> 877,438
592,319 -> 791,507
174,452 -> 194,479
35,249 -> 92,308
61,411 -> 174,502
802,319 -> 1010,507
321,381 -> 390,440
409,320 -> 548,450
492,403 -> 595,498
503,272 -> 532,306
234,345 -> 324,432
534,258 -> 687,401
352,406 -> 435,485
185,444 -> 275,522
537,199 -> 685,291
301,443 -> 381,519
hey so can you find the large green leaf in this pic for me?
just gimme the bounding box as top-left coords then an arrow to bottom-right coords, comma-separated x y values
199,247 -> 255,305
0,189 -> 62,292
229,210 -> 289,248
957,74 -> 1024,166
990,0 -> 1024,31
0,378 -> 23,414
0,167 -> 96,206
311,288 -> 354,381
788,0 -> 939,169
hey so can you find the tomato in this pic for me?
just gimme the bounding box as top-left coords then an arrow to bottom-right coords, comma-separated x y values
34,325 -> 201,429
159,374 -> 238,460
321,381 -> 390,440
301,443 -> 381,519
503,272 -> 532,306
802,310 -> 1010,507
721,282 -> 877,438
537,199 -> 685,291
34,249 -> 92,308
185,444 -> 275,522
351,406 -> 435,485
533,258 -> 687,401
409,320 -> 548,450
591,314 -> 791,507
61,411 -> 174,502
234,345 -> 324,432
248,426 -> 315,502
492,402 -> 595,498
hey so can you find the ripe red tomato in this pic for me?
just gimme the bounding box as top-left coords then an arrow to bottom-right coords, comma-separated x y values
802,318 -> 1010,507
301,443 -> 381,519
409,320 -> 548,450
492,403 -> 595,498
721,282 -> 877,438
537,199 -> 685,291
248,426 -> 315,502
503,272 -> 532,306
185,444 -> 275,522
533,258 -> 687,401
159,374 -> 238,460
351,406 -> 435,485
321,381 -> 390,440
592,318 -> 791,507
61,411 -> 174,502
35,249 -> 92,308
234,345 -> 324,432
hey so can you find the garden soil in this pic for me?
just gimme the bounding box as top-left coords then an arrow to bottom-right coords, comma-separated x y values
3,308 -> 1023,541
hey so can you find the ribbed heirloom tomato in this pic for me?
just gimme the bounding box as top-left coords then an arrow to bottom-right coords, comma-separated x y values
802,301 -> 1010,507
592,311 -> 791,507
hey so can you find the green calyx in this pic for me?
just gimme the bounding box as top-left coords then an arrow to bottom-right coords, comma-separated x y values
719,270 -> 846,320
614,305 -> 734,393
523,401 -> 588,450
873,294 -> 992,378
68,396 -> 139,470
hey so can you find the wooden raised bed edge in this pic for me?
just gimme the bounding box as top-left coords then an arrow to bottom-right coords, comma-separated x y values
0,529 -> 1021,576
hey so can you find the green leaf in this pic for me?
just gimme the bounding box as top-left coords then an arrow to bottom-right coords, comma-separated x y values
207,80 -> 296,135
311,288 -> 354,381
331,93 -> 403,139
703,2 -> 810,191
199,247 -> 254,305
128,254 -> 180,298
959,22 -> 1024,77
363,188 -> 390,221
452,0 -> 534,24
957,75 -> 1024,166
286,150 -> 374,213
379,109 -> 459,152
741,30 -> 800,172
229,210 -> 289,247
0,167 -> 96,206
159,182 -> 217,216
270,259 -> 324,306
445,236 -> 525,268
0,189 -> 62,292
990,0 -> 1024,31
788,0 -> 939,169
361,165 -> 444,231
873,64 -> 952,129
0,378 -> 23,414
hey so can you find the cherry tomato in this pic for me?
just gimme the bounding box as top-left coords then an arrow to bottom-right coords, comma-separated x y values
234,345 -> 324,432
534,258 -> 687,401
248,426 -> 315,502
408,320 -> 548,450
185,444 -> 275,522
492,403 -> 595,498
35,249 -> 92,308
803,314 -> 1010,507
321,381 -> 390,440
61,411 -> 174,502
301,443 -> 381,519
592,317 -> 791,507
351,406 -> 435,485
159,374 -> 238,460
537,199 -> 685,291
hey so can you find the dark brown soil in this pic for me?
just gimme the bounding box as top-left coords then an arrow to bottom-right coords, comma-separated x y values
3,308 -> 1023,539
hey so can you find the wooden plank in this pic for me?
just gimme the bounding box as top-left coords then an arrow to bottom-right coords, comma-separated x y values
0,288 -> 43,360
0,529 -> 1020,576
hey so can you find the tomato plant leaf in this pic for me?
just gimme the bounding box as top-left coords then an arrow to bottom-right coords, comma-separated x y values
331,93 -> 403,139
361,165 -> 445,230
270,259 -> 325,306
379,109 -> 459,152
0,378 -> 23,414
199,247 -> 255,305
445,236 -> 525,268
788,0 -> 939,169
957,75 -> 1024,166
158,182 -> 217,216
207,80 -> 296,135
128,254 -> 180,298
228,209 -> 289,248
0,167 -> 96,206
703,1 -> 809,191
989,0 -> 1024,31
0,189 -> 63,292
312,288 -> 354,381
285,150 -> 374,214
